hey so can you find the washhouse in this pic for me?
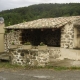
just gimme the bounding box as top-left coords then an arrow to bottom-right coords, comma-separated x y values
3,16 -> 80,66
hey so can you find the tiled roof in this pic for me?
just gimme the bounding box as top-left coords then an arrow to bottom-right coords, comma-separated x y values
5,16 -> 80,29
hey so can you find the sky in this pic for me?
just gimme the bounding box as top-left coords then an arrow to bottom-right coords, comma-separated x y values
0,0 -> 80,11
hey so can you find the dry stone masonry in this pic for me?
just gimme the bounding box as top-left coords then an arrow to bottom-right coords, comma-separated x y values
9,47 -> 60,66
5,30 -> 21,52
61,23 -> 74,48
4,16 -> 80,66
9,49 -> 26,65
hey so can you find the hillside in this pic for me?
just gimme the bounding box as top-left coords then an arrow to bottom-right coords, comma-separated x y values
0,3 -> 80,26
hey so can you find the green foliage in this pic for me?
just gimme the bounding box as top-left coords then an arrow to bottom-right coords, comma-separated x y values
8,22 -> 11,26
11,42 -> 15,45
0,3 -> 80,26
11,29 -> 14,32
0,62 -> 24,69
39,42 -> 45,46
24,42 -> 31,45
53,66 -> 68,70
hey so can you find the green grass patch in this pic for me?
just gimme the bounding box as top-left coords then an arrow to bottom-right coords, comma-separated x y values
0,62 -> 24,70
53,66 -> 69,70
0,62 -> 80,70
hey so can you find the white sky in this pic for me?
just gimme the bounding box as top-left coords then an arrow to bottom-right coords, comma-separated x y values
0,0 -> 80,11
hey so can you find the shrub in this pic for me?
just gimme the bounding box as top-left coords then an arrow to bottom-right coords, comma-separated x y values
39,42 -> 45,46
24,42 -> 31,45
11,42 -> 15,45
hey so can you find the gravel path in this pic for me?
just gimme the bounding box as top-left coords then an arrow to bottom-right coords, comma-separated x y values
0,69 -> 80,80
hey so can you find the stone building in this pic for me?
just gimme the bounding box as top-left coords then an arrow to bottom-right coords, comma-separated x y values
4,16 -> 80,66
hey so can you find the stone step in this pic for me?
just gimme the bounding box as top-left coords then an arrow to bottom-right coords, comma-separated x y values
0,52 -> 9,60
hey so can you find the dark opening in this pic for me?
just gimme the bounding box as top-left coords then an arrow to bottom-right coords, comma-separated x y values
21,28 -> 61,47
0,59 -> 9,62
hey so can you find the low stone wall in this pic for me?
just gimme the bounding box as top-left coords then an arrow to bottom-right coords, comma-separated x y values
9,47 -> 80,67
9,49 -> 26,65
9,47 -> 60,66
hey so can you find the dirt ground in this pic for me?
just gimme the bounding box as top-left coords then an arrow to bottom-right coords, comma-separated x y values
0,69 -> 80,80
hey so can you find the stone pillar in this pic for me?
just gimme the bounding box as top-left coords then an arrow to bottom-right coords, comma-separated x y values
61,23 -> 74,48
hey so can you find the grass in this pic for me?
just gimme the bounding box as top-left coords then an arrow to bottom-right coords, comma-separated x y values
0,62 -> 24,70
46,66 -> 80,70
0,62 -> 80,70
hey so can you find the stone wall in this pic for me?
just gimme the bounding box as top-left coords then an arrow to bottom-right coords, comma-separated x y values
5,29 -> 61,52
9,47 -> 80,67
4,29 -> 61,66
61,23 -> 74,48
4,25 -> 80,67
5,23 -> 75,51
9,47 -> 60,66
4,30 -> 21,52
